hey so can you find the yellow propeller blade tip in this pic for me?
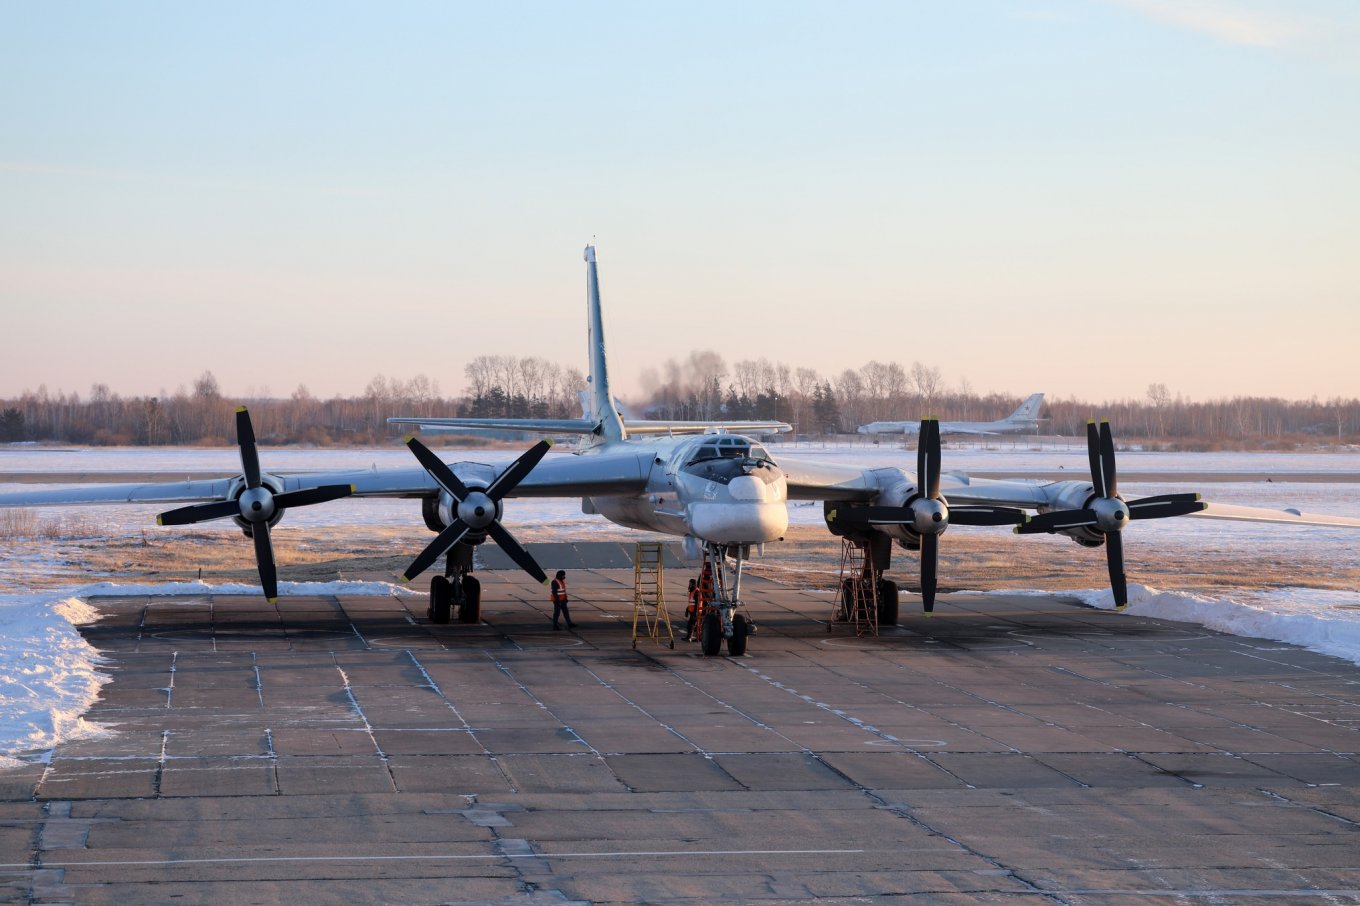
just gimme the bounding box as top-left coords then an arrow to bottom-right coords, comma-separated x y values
1115,603 -> 1128,612
545,438 -> 555,447
236,405 -> 248,413
403,435 -> 415,444
349,484 -> 357,493
1086,418 -> 1096,425
400,574 -> 412,584
267,597 -> 278,604
541,578 -> 550,585
924,612 -> 934,619
1100,417 -> 1110,424
155,517 -> 164,526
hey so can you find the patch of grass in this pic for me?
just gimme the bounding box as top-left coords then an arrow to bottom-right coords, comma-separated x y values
0,509 -> 100,539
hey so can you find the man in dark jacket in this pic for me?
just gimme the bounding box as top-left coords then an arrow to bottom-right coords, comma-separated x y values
550,570 -> 575,630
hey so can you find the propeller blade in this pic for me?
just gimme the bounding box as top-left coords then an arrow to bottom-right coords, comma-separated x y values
949,505 -> 1029,527
486,521 -> 549,584
402,519 -> 471,583
273,484 -> 354,510
1127,498 -> 1207,521
405,437 -> 472,501
486,438 -> 554,501
157,499 -> 242,526
251,520 -> 278,602
1099,420 -> 1118,498
1086,420 -> 1106,499
1104,529 -> 1127,609
920,531 -> 938,613
918,418 -> 941,500
236,407 -> 262,489
1016,509 -> 1098,534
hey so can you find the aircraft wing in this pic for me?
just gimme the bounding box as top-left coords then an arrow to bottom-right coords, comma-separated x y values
0,450 -> 653,509
1193,502 -> 1360,528
781,458 -> 1360,527
0,478 -> 239,507
783,459 -> 1053,506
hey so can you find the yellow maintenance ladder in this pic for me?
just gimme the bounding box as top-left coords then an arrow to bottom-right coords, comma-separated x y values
632,542 -> 675,649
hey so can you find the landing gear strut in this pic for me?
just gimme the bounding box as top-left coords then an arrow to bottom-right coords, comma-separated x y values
428,543 -> 481,625
697,542 -> 754,657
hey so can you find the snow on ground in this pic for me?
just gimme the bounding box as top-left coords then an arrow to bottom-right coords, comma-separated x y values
3,444 -> 1360,762
0,581 -> 419,765
1076,585 -> 1360,669
0,592 -> 108,768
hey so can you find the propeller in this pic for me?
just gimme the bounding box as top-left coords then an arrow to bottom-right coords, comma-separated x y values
828,418 -> 1028,614
400,436 -> 553,586
1016,419 -> 1206,608
157,407 -> 354,602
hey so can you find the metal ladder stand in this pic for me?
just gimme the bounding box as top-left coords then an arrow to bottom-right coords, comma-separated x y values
831,538 -> 879,637
632,542 -> 675,649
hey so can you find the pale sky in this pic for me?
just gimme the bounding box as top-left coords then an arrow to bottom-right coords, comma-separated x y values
2,1 -> 1357,404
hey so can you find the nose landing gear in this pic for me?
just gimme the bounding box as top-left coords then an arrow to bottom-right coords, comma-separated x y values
695,542 -> 754,657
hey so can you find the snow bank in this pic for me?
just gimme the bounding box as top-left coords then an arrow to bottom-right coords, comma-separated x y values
0,593 -> 109,767
1077,584 -> 1360,667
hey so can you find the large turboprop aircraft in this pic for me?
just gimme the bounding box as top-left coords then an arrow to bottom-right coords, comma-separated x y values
4,247 -> 1360,656
857,393 -> 1046,436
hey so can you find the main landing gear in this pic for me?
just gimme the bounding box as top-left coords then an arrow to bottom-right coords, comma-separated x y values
696,542 -> 754,657
831,535 -> 899,635
428,544 -> 482,625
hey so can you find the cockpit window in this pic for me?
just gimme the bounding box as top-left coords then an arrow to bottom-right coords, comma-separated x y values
685,438 -> 771,466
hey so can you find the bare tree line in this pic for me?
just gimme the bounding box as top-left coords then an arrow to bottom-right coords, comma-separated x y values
2,357 -> 1357,447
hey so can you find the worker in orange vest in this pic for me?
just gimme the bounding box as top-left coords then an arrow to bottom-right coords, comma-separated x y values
550,570 -> 575,631
683,578 -> 699,642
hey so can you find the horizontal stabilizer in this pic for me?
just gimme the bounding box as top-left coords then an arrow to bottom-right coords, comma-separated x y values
389,416 -> 792,437
388,417 -> 599,434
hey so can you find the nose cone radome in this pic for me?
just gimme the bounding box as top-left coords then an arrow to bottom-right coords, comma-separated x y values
687,501 -> 789,544
728,474 -> 776,502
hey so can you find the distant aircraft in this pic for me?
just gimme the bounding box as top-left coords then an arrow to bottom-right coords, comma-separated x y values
857,393 -> 1046,436
4,248 -> 1359,658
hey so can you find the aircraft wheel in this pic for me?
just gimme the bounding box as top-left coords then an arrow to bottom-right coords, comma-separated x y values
727,615 -> 749,657
700,613 -> 722,657
429,576 -> 452,624
458,575 -> 481,624
877,580 -> 899,626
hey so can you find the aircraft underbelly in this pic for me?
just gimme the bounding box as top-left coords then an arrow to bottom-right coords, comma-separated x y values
590,495 -> 688,536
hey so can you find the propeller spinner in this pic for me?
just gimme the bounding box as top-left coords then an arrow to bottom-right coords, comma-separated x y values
400,436 -> 553,586
157,407 -> 353,602
1016,419 -> 1206,608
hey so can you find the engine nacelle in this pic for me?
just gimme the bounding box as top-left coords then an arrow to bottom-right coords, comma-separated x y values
823,472 -> 924,550
1038,480 -> 1105,547
226,474 -> 286,537
421,484 -> 499,544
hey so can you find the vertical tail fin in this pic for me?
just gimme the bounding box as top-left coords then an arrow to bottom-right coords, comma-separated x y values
584,246 -> 626,443
1007,393 -> 1044,422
